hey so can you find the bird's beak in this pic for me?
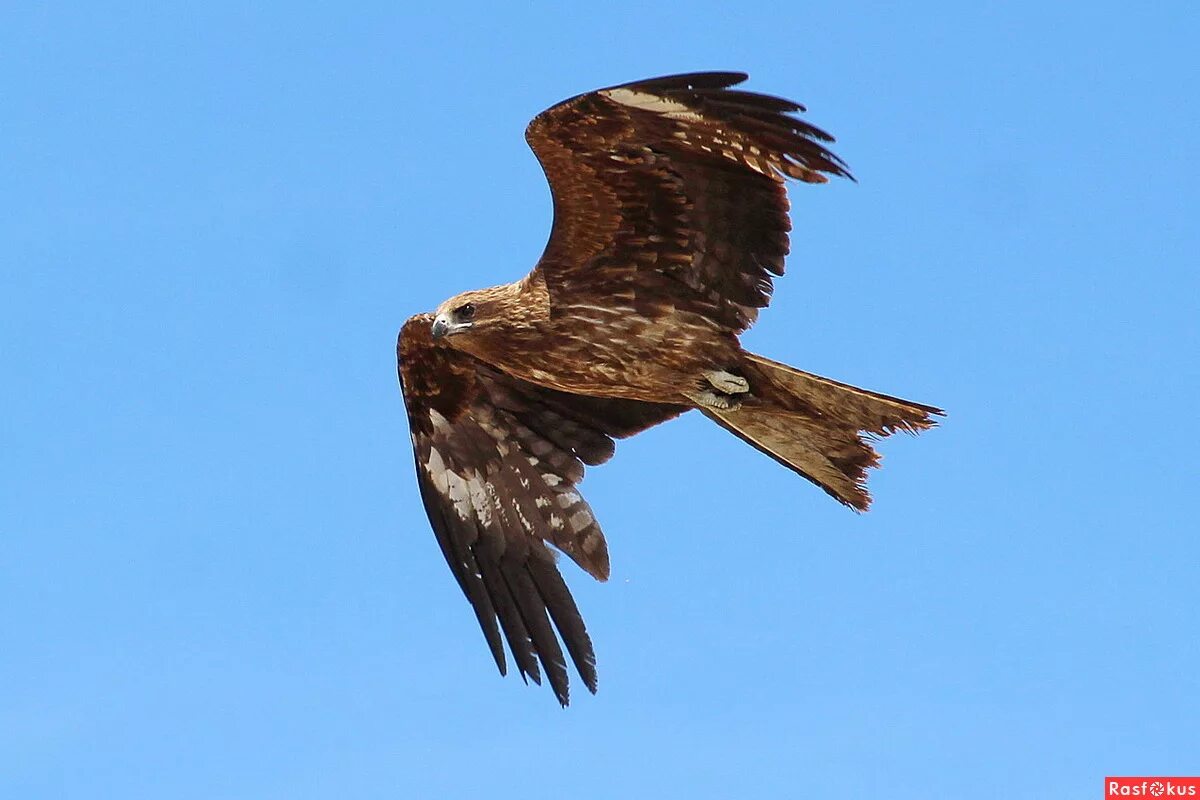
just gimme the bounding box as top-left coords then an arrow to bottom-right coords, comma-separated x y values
431,314 -> 471,340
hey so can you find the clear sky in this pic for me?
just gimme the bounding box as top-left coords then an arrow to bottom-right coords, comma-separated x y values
3,2 -> 1197,798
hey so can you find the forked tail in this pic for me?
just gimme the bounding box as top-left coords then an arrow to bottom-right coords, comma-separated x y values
701,353 -> 943,510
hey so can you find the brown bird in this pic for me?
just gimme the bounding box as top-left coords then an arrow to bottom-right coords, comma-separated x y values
397,72 -> 941,705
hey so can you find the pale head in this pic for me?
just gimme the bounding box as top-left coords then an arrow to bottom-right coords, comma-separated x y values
430,285 -> 519,342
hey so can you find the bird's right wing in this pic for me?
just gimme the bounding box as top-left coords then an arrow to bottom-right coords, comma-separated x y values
397,314 -> 686,705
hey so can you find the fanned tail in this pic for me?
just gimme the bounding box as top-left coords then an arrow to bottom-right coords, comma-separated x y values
702,353 -> 942,510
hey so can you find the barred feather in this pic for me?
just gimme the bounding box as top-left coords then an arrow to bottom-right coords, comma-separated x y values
398,316 -> 684,705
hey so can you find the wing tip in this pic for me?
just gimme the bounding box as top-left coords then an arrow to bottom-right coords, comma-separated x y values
612,71 -> 749,92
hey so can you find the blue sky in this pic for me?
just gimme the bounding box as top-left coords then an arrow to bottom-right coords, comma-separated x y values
2,2 -> 1197,798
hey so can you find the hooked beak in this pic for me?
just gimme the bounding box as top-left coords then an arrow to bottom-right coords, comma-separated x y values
431,314 -> 470,340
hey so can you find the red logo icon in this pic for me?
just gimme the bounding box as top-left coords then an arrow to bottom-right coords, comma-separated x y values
1106,778 -> 1200,797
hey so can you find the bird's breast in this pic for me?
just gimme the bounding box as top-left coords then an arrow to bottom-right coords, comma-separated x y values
479,309 -> 738,403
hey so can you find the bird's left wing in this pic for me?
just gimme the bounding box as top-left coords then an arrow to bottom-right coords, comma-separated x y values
526,71 -> 852,333
397,314 -> 685,705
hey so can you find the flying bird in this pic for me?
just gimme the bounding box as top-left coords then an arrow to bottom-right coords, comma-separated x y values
397,72 -> 941,705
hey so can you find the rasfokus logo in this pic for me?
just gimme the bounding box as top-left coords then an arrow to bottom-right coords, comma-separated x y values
1106,777 -> 1200,797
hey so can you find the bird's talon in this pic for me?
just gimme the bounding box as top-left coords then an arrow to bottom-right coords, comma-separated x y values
687,389 -> 743,411
704,370 -> 750,395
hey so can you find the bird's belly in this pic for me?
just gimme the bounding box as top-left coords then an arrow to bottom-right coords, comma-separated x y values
494,313 -> 738,402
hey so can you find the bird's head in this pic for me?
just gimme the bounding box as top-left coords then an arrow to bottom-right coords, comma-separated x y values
431,285 -> 513,342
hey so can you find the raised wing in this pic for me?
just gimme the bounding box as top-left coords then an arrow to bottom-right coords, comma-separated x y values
397,314 -> 686,705
526,71 -> 851,332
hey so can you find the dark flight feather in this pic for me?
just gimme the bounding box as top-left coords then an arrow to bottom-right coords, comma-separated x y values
526,72 -> 851,333
398,315 -> 684,704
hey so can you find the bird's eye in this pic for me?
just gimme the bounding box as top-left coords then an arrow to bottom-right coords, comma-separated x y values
455,303 -> 476,321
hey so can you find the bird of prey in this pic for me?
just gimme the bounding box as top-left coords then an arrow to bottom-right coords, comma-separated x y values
397,72 -> 941,705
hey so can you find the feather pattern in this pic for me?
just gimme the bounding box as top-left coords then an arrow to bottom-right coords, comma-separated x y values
526,71 -> 851,332
398,315 -> 685,705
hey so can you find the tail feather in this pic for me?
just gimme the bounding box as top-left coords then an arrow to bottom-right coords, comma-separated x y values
703,353 -> 942,510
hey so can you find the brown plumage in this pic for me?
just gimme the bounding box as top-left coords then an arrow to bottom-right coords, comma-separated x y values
397,72 -> 942,705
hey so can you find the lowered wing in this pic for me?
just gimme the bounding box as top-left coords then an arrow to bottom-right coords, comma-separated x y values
397,314 -> 685,705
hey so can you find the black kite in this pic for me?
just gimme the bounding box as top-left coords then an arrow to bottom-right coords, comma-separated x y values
397,72 -> 941,705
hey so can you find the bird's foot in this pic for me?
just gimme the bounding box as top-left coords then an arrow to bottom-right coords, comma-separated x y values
687,370 -> 750,411
703,370 -> 749,395
688,389 -> 741,410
